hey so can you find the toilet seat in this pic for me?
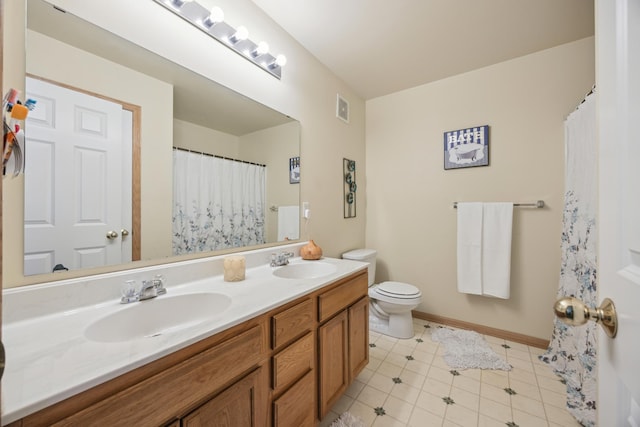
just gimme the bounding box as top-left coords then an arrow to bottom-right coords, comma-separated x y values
374,281 -> 421,299
369,281 -> 422,306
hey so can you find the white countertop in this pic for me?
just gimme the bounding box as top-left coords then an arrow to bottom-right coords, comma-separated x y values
1,254 -> 367,425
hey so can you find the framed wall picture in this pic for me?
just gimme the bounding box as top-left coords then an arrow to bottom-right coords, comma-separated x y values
444,125 -> 489,170
289,156 -> 300,184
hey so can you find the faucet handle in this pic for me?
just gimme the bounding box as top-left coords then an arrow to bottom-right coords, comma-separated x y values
120,280 -> 140,304
153,274 -> 167,295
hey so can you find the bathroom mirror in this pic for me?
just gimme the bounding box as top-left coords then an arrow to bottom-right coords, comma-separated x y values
19,0 -> 300,278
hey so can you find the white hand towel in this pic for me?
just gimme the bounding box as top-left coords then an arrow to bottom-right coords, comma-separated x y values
277,206 -> 300,241
481,203 -> 513,299
456,203 -> 483,295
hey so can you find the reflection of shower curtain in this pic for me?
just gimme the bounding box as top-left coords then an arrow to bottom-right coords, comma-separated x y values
540,92 -> 597,427
172,149 -> 265,255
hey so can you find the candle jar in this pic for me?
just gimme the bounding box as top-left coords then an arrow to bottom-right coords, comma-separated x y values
223,256 -> 246,282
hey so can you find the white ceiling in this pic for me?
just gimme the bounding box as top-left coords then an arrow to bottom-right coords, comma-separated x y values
251,0 -> 595,100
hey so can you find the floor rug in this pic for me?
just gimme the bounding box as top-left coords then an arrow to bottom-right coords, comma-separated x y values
431,328 -> 512,371
329,411 -> 364,427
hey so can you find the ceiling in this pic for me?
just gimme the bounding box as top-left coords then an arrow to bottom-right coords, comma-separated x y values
251,0 -> 595,100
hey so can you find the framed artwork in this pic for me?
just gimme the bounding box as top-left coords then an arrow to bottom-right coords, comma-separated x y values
289,156 -> 300,184
343,158 -> 356,218
444,125 -> 489,170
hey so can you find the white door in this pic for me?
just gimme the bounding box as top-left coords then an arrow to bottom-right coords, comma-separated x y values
596,0 -> 640,425
24,77 -> 131,275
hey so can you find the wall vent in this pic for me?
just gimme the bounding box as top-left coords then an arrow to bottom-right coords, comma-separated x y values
336,94 -> 350,123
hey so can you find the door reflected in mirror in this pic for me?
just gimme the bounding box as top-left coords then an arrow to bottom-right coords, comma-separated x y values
21,0 -> 300,277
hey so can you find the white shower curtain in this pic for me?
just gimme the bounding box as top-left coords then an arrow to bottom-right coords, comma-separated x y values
172,149 -> 266,255
539,92 -> 597,427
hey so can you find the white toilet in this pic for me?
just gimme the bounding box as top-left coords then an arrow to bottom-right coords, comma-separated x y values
342,249 -> 422,339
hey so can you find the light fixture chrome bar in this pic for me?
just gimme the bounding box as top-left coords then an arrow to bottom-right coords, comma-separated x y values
153,0 -> 284,79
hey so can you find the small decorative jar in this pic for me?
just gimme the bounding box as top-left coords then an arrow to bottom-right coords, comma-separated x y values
301,240 -> 323,260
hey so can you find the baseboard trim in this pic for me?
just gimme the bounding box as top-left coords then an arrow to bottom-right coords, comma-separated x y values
412,310 -> 550,349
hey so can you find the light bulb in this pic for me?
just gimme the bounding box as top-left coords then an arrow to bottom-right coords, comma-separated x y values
229,26 -> 248,44
275,54 -> 287,67
251,41 -> 269,57
204,6 -> 224,27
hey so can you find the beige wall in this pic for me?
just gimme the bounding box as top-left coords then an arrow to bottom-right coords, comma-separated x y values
365,37 -> 595,339
3,0 -> 365,287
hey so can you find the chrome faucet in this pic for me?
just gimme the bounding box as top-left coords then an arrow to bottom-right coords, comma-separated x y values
140,274 -> 167,301
121,274 -> 167,304
271,252 -> 294,267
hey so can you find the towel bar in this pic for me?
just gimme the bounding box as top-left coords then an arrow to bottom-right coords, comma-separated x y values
453,200 -> 545,209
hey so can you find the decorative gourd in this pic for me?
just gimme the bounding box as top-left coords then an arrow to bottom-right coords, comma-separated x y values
301,240 -> 323,260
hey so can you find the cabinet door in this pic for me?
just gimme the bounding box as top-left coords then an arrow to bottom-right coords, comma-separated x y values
318,311 -> 348,419
182,368 -> 262,427
349,296 -> 369,379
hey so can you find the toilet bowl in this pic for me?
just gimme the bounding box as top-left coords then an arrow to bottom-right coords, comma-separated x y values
342,249 -> 422,339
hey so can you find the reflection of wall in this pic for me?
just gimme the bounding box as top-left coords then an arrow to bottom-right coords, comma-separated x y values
173,119 -> 299,243
240,122 -> 300,243
3,29 -> 174,287
173,119 -> 239,158
365,37 -> 594,340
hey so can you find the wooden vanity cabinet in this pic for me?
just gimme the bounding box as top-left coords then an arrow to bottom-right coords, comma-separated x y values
317,272 -> 369,419
9,270 -> 368,427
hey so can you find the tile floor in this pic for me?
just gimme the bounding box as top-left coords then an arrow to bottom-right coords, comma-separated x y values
319,318 -> 581,427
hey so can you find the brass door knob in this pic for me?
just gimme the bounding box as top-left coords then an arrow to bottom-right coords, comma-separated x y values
121,229 -> 130,237
106,230 -> 118,239
554,297 -> 618,338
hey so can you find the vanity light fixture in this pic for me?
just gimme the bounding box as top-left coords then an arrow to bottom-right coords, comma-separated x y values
154,0 -> 287,79
170,0 -> 192,9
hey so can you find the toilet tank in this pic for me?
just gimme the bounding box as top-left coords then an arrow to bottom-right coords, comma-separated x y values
342,249 -> 377,286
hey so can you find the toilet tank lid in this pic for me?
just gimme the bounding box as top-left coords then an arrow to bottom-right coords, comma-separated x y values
342,249 -> 377,260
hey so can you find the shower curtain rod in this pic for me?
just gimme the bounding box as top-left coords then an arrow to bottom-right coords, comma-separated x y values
173,147 -> 266,167
453,200 -> 545,209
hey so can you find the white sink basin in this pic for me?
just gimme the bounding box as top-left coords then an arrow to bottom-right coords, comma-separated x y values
85,293 -> 232,343
273,262 -> 337,279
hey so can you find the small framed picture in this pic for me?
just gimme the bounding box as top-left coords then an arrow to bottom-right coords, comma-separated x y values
444,125 -> 490,170
289,156 -> 300,184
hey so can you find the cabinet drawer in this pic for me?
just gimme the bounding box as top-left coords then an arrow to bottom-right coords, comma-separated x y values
318,272 -> 367,322
53,323 -> 267,426
272,370 -> 315,427
272,332 -> 314,392
271,298 -> 313,349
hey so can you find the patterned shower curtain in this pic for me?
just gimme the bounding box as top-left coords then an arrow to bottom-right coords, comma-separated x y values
172,149 -> 266,255
539,92 -> 597,427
